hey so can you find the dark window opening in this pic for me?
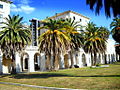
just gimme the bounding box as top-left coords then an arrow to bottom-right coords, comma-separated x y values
0,4 -> 3,9
80,19 -> 82,21
73,16 -> 75,20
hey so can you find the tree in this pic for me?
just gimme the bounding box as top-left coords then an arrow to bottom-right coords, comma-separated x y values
110,17 -> 120,43
110,17 -> 120,61
0,15 -> 31,74
86,0 -> 120,17
83,22 -> 108,66
63,18 -> 83,68
38,19 -> 70,70
99,26 -> 110,40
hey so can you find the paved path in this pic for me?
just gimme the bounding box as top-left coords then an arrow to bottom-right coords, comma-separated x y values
0,82 -> 85,90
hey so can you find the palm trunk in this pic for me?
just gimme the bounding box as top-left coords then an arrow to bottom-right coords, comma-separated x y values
54,53 -> 60,70
91,53 -> 94,66
46,54 -> 51,70
70,51 -> 74,68
64,54 -> 69,68
93,52 -> 97,66
11,53 -> 16,74
52,33 -> 56,70
118,54 -> 120,62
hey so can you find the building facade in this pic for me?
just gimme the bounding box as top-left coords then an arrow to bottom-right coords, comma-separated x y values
0,1 -> 10,74
0,1 -> 10,29
0,10 -> 117,74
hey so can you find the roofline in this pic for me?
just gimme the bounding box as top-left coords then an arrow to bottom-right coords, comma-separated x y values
0,0 -> 12,4
49,10 -> 90,20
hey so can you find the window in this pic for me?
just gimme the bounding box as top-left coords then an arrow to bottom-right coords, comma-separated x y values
73,16 -> 75,20
0,4 -> 3,9
80,19 -> 82,21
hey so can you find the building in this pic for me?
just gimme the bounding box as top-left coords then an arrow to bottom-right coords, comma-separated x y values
0,1 -> 10,74
0,10 -> 117,74
29,19 -> 47,46
0,1 -> 10,29
30,10 -> 90,46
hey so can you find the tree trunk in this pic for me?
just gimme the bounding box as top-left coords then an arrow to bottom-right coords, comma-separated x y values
70,51 -> 74,68
11,54 -> 16,74
46,54 -> 51,70
64,54 -> 69,68
91,53 -> 94,66
118,54 -> 120,62
54,53 -> 60,70
52,33 -> 56,70
93,52 -> 97,66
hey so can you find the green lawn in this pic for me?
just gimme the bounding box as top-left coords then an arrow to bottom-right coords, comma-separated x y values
0,62 -> 120,90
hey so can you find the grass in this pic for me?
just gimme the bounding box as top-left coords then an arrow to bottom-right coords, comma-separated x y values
0,62 -> 120,90
0,84 -> 46,90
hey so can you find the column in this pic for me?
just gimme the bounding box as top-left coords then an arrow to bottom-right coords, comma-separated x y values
73,53 -> 76,65
86,54 -> 92,66
40,53 -> 46,71
101,54 -> 105,64
77,52 -> 83,67
59,54 -> 64,69
28,52 -> 35,72
15,53 -> 22,73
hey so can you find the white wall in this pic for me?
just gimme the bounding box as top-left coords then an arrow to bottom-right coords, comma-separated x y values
0,1 -> 10,30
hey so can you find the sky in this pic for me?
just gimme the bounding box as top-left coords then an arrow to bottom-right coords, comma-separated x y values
10,0 -> 114,37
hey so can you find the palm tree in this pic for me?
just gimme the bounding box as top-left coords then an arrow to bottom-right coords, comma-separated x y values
86,0 -> 120,17
0,15 -> 31,74
83,22 -> 108,66
110,17 -> 120,43
38,19 -> 70,70
63,18 -> 83,68
99,26 -> 110,64
110,17 -> 120,61
99,26 -> 110,40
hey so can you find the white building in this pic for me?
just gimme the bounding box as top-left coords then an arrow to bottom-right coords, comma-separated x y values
0,1 -> 10,29
0,1 -> 10,74
0,10 -> 117,74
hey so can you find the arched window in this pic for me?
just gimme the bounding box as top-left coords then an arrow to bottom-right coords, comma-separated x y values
34,53 -> 40,71
21,53 -> 29,71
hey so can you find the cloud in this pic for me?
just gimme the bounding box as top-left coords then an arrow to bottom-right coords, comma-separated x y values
10,0 -> 35,14
11,4 -> 22,12
21,5 -> 35,14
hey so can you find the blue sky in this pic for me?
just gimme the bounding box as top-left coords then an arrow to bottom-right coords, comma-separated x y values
10,0 -> 114,31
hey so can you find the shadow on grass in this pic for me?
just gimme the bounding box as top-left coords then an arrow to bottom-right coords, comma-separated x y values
5,73 -> 120,79
111,62 -> 120,65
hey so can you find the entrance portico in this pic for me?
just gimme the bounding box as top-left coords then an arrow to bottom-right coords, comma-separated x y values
16,46 -> 46,73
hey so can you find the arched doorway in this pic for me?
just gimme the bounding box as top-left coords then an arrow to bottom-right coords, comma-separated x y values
34,53 -> 40,71
82,53 -> 87,66
21,53 -> 29,72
